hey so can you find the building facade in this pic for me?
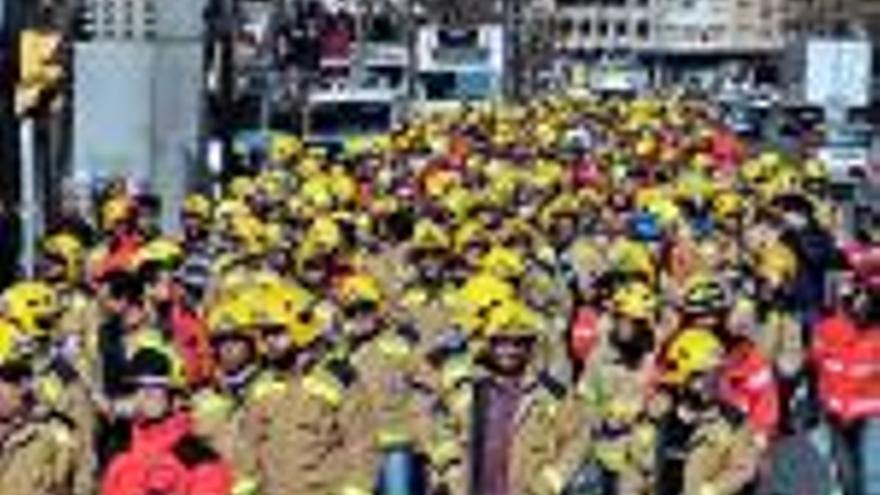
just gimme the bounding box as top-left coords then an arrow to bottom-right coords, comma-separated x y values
657,0 -> 784,53
553,0 -> 656,54
550,0 -> 787,90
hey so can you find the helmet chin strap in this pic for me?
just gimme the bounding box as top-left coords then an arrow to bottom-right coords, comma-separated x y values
223,362 -> 259,398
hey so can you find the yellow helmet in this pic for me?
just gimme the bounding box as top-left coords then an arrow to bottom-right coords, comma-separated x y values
230,215 -> 269,256
455,273 -> 517,334
250,292 -> 290,330
270,133 -> 302,163
755,242 -> 797,287
533,159 -> 564,189
676,171 -> 714,200
182,194 -> 212,220
337,273 -> 382,309
539,194 -> 579,229
42,233 -> 84,282
128,330 -> 186,388
479,246 -> 525,280
664,328 -> 724,385
304,217 -> 342,253
483,300 -> 541,339
132,238 -> 183,272
682,274 -> 728,314
101,196 -> 134,231
1,281 -> 59,336
329,167 -> 357,205
454,221 -> 489,253
635,134 -> 658,159
741,159 -> 766,185
803,159 -> 828,183
612,281 -> 658,322
301,177 -> 334,211
206,297 -> 253,337
287,302 -> 331,347
713,191 -> 743,220
0,319 -> 20,365
229,176 -> 256,201
610,239 -> 656,282
424,169 -> 459,198
412,219 -> 449,251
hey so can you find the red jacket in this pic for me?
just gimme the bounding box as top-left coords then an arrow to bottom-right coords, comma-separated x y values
813,312 -> 880,421
720,338 -> 780,437
92,233 -> 143,282
710,130 -> 744,172
569,305 -> 600,363
102,412 -> 232,495
169,302 -> 215,388
842,241 -> 880,289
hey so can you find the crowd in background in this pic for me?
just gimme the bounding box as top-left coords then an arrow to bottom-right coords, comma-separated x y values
0,95 -> 879,495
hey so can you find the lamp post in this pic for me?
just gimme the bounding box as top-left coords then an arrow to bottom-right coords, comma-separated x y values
208,0 -> 237,176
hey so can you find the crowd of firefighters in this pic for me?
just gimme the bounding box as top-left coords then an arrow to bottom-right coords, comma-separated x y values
0,95 -> 879,495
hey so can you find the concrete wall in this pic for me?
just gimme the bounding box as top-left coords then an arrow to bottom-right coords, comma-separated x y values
73,0 -> 207,232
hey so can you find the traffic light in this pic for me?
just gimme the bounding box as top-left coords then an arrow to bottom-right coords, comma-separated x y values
16,29 -> 63,116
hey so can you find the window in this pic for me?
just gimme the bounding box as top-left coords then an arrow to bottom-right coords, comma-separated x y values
580,19 -> 592,36
636,20 -> 650,39
598,20 -> 609,37
616,21 -> 627,36
557,18 -> 574,36
308,101 -> 393,136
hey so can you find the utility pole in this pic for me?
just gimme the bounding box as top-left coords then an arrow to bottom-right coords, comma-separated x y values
16,7 -> 60,277
404,0 -> 417,116
0,0 -> 19,199
259,0 -> 283,132
0,0 -> 23,288
503,0 -> 525,101
352,0 -> 371,87
217,0 -> 236,175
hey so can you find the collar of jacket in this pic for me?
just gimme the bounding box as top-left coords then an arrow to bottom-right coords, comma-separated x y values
132,411 -> 192,453
474,366 -> 567,406
222,364 -> 260,399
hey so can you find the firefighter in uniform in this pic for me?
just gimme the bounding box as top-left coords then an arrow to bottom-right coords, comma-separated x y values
323,271 -> 433,495
574,280 -> 660,495
658,328 -> 761,495
396,219 -> 458,357
193,291 -> 290,495
101,347 -> 232,495
0,356 -> 83,495
0,280 -> 97,495
430,298 -> 586,495
40,233 -> 102,382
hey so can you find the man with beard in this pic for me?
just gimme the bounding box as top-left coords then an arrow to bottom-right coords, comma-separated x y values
432,299 -> 586,495
572,280 -> 659,495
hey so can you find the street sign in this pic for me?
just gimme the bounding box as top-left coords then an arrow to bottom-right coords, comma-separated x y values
806,40 -> 872,108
